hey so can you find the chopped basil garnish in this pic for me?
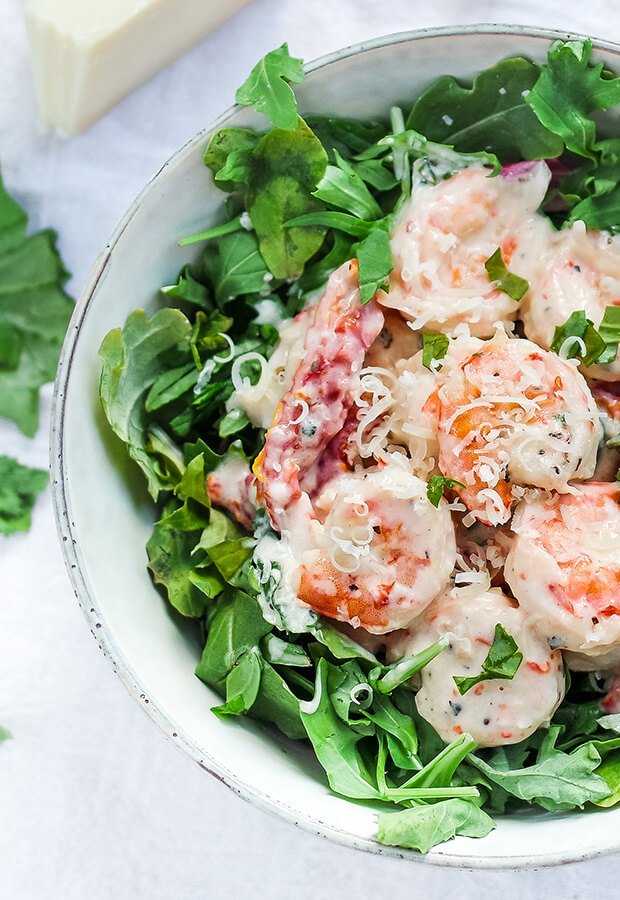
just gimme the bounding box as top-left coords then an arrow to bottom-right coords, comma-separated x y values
550,307 -> 620,366
426,475 -> 464,507
422,332 -> 449,370
454,624 -> 523,695
484,247 -> 530,301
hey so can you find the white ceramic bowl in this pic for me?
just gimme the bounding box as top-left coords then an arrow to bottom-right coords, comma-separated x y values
51,25 -> 620,868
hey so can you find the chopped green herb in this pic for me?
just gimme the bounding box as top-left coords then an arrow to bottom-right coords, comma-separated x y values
550,307 -> 620,366
484,247 -> 530,301
0,455 -> 48,535
422,332 -> 449,370
454,624 -> 523,695
426,475 -> 464,507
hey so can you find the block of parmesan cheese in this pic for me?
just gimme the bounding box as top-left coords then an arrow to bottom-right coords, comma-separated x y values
25,0 -> 254,135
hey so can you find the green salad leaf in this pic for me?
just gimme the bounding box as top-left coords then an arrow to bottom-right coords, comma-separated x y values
377,799 -> 495,853
247,117 -> 328,279
312,150 -> 383,220
527,39 -> 620,159
454,624 -> 523,695
426,475 -> 464,508
235,43 -> 305,131
0,174 -> 74,435
356,227 -> 393,305
99,308 -> 193,499
0,455 -> 48,535
408,57 -> 563,162
484,247 -> 530,301
422,332 -> 449,370
549,307 -> 620,367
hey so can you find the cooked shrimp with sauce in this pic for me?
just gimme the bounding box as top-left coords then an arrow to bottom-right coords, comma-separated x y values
522,221 -> 620,380
383,161 -> 551,336
252,261 -> 457,633
388,587 -> 565,746
505,483 -> 620,660
427,328 -> 601,525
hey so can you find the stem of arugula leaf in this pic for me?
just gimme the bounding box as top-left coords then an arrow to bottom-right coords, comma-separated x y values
390,106 -> 409,193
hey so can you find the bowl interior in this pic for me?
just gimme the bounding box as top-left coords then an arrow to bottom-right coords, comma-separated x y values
52,26 -> 620,868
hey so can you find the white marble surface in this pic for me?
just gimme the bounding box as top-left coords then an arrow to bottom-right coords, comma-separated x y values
2,1 -> 620,896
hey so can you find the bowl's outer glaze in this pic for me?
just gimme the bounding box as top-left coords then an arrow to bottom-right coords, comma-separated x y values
51,26 -> 620,868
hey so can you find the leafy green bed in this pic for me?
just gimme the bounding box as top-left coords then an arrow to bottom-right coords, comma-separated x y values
99,39 -> 620,853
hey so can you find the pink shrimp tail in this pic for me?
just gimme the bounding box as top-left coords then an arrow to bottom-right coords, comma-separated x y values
254,260 -> 384,532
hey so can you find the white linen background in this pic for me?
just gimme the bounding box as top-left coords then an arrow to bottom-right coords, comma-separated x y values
0,0 -> 617,896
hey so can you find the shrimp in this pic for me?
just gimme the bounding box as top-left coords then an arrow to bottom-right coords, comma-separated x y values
228,306 -> 315,430
206,455 -> 255,529
387,587 -> 565,747
383,161 -> 551,337
427,329 -> 602,525
253,260 -> 457,633
297,462 -> 457,632
505,483 -> 620,661
521,220 -> 620,381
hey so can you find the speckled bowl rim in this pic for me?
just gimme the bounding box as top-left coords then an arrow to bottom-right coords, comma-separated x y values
50,23 -> 620,870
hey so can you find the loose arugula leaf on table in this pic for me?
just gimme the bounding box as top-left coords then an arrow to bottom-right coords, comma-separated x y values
527,39 -> 620,159
454,624 -> 523,695
235,43 -> 305,131
407,57 -> 563,162
0,455 -> 48,535
377,799 -> 495,853
426,475 -> 464,508
484,248 -> 530,301
0,174 -> 74,435
422,332 -> 449,371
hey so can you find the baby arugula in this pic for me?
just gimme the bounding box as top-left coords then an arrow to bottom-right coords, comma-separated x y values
0,174 -> 73,536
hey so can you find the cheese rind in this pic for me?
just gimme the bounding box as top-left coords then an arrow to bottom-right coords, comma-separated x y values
25,0 -> 254,135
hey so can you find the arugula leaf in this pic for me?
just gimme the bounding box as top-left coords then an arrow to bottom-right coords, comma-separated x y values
527,39 -> 620,159
0,455 -> 48,535
454,624 -> 523,695
211,649 -> 263,718
202,230 -> 270,306
373,637 -> 448,694
203,127 -> 260,192
161,266 -> 211,309
300,658 -> 381,800
261,634 -> 312,667
548,308 -> 620,366
246,117 -> 328,280
355,228 -> 393,305
179,217 -> 246,248
99,308 -> 193,498
377,799 -> 494,853
235,43 -> 305,131
596,305 -> 620,364
422,332 -> 449,370
284,210 -> 376,237
426,475 -> 464,508
0,174 -> 74,435
0,725 -> 11,742
146,514 -> 207,618
407,57 -> 562,162
469,737 -> 610,811
484,248 -> 530,301
312,150 -> 383,220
